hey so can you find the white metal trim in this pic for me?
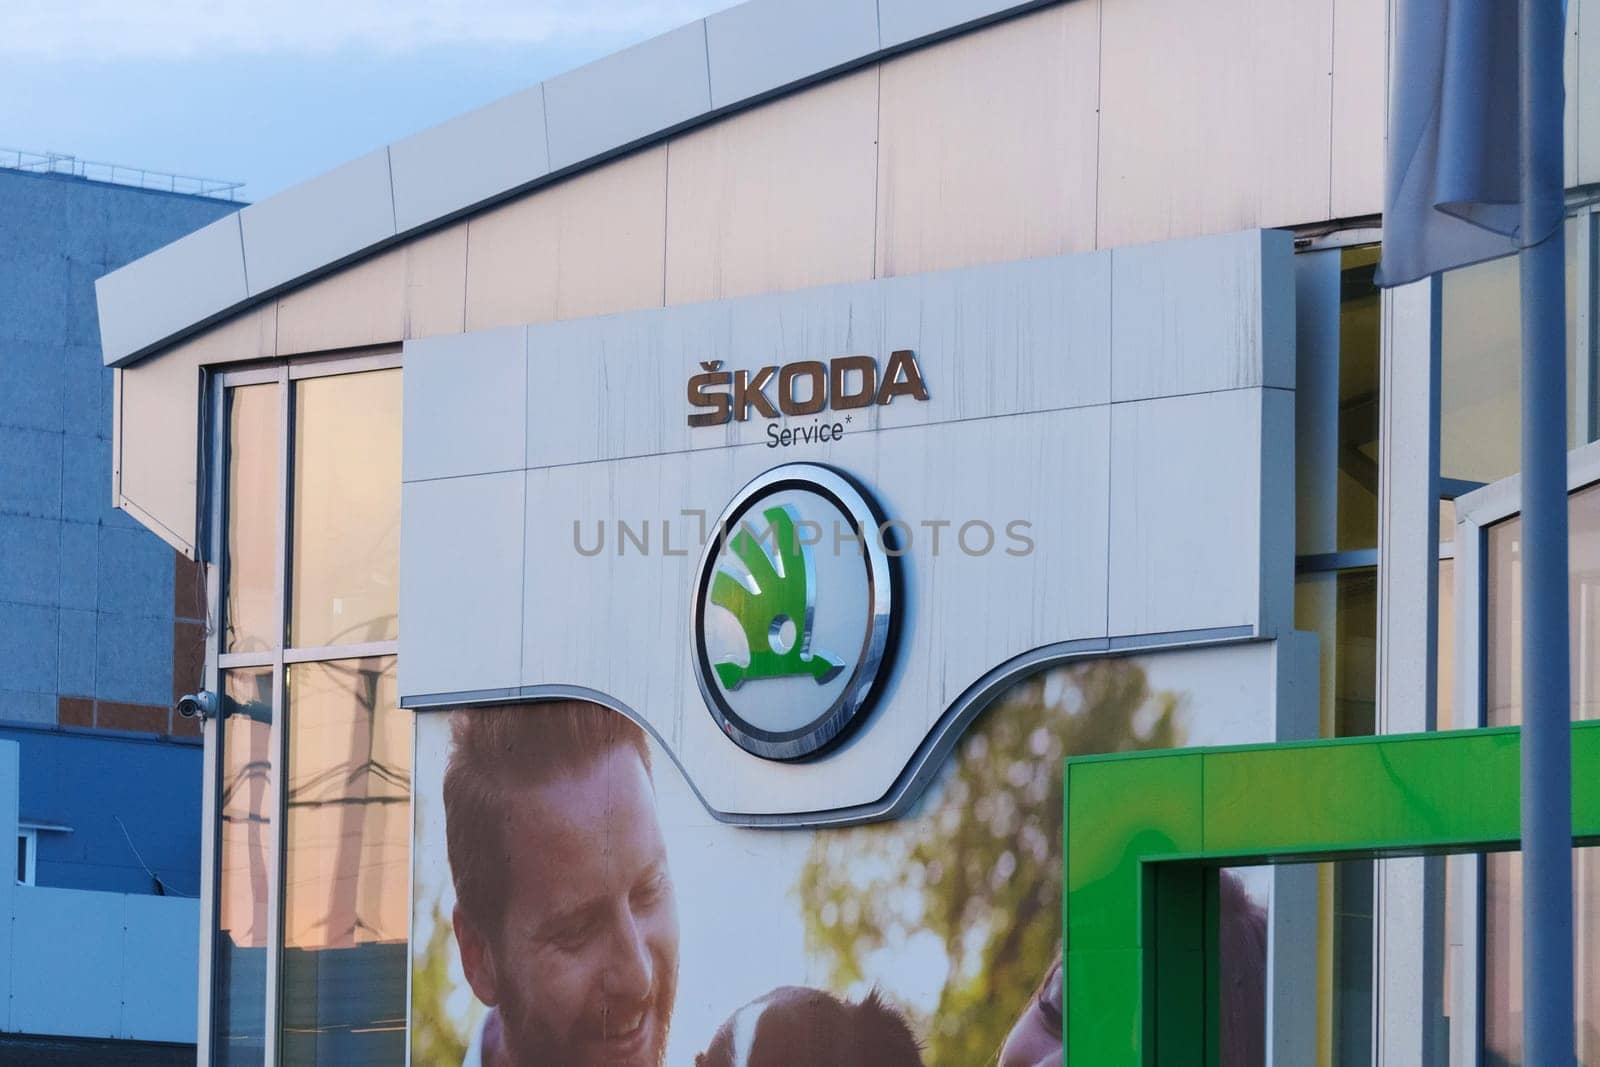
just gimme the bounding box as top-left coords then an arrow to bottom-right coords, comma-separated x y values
282,640 -> 399,664
218,651 -> 274,670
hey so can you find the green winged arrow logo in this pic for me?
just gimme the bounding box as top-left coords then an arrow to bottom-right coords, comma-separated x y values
710,505 -> 844,690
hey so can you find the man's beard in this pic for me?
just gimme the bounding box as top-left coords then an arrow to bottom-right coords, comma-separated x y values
495,970 -> 676,1067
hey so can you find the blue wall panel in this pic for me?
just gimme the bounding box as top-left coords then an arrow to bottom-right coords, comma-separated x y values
58,520 -> 97,609
61,432 -> 111,524
0,515 -> 61,606
0,691 -> 54,727
0,425 -> 63,519
0,724 -> 202,895
95,525 -> 171,617
94,612 -> 172,707
0,340 -> 66,433
57,608 -> 96,696
0,601 -> 58,694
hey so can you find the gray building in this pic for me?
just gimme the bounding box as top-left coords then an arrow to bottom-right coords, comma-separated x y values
0,156 -> 240,1063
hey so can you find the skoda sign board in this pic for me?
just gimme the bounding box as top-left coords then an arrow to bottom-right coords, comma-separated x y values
692,464 -> 896,761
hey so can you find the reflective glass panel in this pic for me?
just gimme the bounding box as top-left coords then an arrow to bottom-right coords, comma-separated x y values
225,384 -> 280,653
290,370 -> 402,648
1438,557 -> 1455,731
1295,569 -> 1378,1064
1440,215 -> 1586,485
1296,247 -> 1382,557
216,667 -> 274,1066
1484,481 -> 1600,1064
1294,568 -> 1379,739
281,656 -> 410,1065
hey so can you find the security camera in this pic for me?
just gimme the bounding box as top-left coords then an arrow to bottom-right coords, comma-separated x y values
176,690 -> 220,722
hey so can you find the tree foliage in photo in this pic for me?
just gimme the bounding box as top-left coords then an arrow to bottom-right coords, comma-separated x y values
796,658 -> 1187,1066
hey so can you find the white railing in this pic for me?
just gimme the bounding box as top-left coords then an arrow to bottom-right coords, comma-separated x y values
0,147 -> 245,201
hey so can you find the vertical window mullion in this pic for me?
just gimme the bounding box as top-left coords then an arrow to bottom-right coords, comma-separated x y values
199,374 -> 226,1066
263,365 -> 292,1067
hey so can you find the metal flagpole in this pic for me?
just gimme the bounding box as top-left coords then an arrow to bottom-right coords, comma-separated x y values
1519,0 -> 1575,1062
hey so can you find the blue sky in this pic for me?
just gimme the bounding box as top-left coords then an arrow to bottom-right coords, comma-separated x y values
0,1 -> 729,201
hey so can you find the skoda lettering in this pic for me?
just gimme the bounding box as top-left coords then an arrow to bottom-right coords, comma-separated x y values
686,350 -> 930,429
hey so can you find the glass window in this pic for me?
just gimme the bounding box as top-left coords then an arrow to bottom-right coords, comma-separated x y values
1295,569 -> 1379,739
211,362 -> 406,1066
1438,557 -> 1455,731
290,370 -> 402,649
216,667 -> 274,1067
281,656 -> 410,1065
1295,243 -> 1384,1067
1440,215 -> 1588,486
225,385 -> 280,653
1298,247 -> 1382,556
1483,480 -> 1600,1065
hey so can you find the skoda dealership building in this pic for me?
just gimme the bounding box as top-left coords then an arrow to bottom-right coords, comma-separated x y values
92,1 -> 1600,1064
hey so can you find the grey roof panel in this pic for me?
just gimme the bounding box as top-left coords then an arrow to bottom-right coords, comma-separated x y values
239,147 -> 396,297
93,212 -> 246,370
390,84 -> 551,233
705,0 -> 880,108
542,20 -> 712,171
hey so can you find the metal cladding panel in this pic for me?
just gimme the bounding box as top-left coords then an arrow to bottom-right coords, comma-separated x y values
10,887 -> 125,1038
877,0 -> 1053,48
1581,0 -> 1599,185
403,326 -> 527,483
705,0 -> 879,107
463,148 -> 669,333
389,85 -> 551,233
1568,0 -> 1583,189
1096,0 -> 1333,247
398,472 -> 526,698
1107,389 -> 1266,637
523,249 -> 1111,469
94,213 -> 246,368
274,221 -> 467,356
120,895 -> 200,1042
115,306 -> 276,557
239,147 -> 396,297
1330,0 -> 1387,218
401,229 -> 1295,819
664,68 -> 880,306
1110,229 -> 1295,402
873,2 -> 1100,278
542,21 -> 712,171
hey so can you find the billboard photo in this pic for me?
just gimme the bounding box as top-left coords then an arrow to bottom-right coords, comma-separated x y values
409,648 -> 1273,1067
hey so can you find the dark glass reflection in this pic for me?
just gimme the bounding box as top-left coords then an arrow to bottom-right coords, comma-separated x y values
216,667 -> 274,1066
280,656 -> 410,1066
1297,246 -> 1382,559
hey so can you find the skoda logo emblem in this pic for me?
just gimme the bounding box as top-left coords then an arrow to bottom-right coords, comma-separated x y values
692,463 -> 896,761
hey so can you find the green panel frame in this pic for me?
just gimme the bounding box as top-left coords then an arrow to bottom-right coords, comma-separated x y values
1063,722 -> 1600,1065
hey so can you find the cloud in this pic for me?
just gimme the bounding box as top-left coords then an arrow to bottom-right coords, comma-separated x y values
0,1 -> 729,59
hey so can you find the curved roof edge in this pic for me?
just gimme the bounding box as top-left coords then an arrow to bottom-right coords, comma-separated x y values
94,0 -> 1060,368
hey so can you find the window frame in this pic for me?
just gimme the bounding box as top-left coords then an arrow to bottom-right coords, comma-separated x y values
199,348 -> 403,1067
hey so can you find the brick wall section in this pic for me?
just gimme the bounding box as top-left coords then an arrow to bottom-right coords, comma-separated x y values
0,168 -> 235,739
